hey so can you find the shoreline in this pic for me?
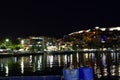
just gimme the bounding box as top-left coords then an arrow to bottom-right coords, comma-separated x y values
0,50 -> 119,57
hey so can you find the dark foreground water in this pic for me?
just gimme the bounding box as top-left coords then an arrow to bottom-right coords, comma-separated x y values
0,54 -> 66,76
0,51 -> 119,80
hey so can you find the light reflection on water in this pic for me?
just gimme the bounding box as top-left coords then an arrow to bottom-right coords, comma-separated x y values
21,57 -> 24,74
0,51 -> 119,78
0,53 -> 68,76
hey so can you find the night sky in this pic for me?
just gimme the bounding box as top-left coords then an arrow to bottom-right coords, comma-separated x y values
0,1 -> 120,38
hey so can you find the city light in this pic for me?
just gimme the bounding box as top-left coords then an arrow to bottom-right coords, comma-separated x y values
21,40 -> 24,45
5,38 -> 9,42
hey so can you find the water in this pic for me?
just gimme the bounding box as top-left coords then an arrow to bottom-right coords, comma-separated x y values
0,52 -> 77,77
0,51 -> 119,80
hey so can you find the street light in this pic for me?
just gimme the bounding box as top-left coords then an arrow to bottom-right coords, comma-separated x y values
21,40 -> 24,45
5,38 -> 10,49
5,38 -> 9,42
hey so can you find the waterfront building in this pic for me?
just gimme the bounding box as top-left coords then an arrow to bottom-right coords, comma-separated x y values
18,36 -> 58,52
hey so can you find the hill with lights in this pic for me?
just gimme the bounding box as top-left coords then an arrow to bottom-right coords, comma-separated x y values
62,27 -> 120,49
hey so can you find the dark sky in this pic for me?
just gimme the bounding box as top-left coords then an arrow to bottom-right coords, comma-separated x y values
0,1 -> 120,38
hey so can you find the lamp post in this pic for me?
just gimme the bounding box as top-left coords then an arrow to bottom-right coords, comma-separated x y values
5,39 -> 9,42
5,38 -> 9,49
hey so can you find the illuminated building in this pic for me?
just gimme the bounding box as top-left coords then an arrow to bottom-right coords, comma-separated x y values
62,27 -> 120,50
